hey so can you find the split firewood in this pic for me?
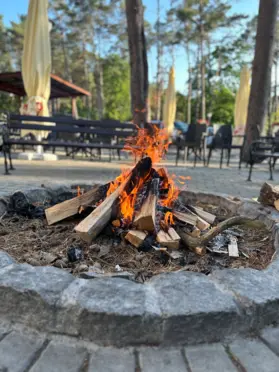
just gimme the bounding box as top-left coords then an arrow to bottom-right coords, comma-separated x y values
173,211 -> 197,226
134,178 -> 159,231
178,216 -> 253,253
258,182 -> 279,207
187,226 -> 201,238
125,230 -> 147,248
228,237 -> 239,257
75,157 -> 152,243
168,227 -> 181,242
196,217 -> 210,231
156,230 -> 180,249
45,185 -> 107,225
188,206 -> 216,225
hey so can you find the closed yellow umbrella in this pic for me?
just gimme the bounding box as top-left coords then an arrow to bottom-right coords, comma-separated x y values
21,0 -> 51,139
163,66 -> 176,136
234,65 -> 251,135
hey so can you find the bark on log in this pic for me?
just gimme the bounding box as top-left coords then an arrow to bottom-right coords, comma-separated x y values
258,182 -> 279,207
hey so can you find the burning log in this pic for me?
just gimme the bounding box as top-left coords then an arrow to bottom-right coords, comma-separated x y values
156,229 -> 180,249
134,177 -> 159,232
125,230 -> 147,248
178,216 -> 253,253
75,157 -> 152,243
45,185 -> 108,225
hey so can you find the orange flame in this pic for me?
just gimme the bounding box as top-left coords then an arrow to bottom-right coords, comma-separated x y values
77,186 -> 81,197
164,211 -> 174,226
123,125 -> 170,164
106,124 -> 189,224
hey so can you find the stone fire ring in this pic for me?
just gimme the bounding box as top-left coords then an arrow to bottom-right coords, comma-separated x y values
1,186 -> 279,347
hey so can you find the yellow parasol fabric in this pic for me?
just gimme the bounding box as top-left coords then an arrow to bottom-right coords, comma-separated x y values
163,66 -> 176,136
234,65 -> 251,136
21,0 -> 51,138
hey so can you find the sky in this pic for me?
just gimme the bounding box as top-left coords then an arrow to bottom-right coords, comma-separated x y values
0,0 -> 260,92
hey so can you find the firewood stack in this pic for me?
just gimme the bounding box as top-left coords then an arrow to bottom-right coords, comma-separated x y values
45,155 -> 217,256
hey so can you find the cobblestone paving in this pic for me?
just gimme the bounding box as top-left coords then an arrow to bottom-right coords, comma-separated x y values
1,322 -> 279,371
0,152 -> 278,198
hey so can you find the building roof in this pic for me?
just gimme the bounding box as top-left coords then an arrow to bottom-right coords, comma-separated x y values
0,71 -> 91,99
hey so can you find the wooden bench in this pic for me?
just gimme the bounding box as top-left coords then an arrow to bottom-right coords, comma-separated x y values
2,113 -> 136,174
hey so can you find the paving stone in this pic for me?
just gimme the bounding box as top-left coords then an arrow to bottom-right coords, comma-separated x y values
139,348 -> 187,372
211,268 -> 279,328
185,343 -> 237,372
0,264 -> 73,331
0,252 -> 15,269
0,331 -> 45,372
89,347 -> 135,372
148,272 -> 242,345
57,277 -> 162,345
261,326 -> 279,355
30,342 -> 87,372
229,338 -> 279,372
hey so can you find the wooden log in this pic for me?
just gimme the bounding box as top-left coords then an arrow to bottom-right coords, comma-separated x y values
125,230 -> 147,248
196,217 -> 211,231
168,227 -> 181,242
75,157 -> 152,243
75,177 -> 131,243
188,206 -> 216,225
258,182 -> 279,206
45,185 -> 106,225
173,211 -> 197,226
275,200 -> 279,211
188,226 -> 201,238
134,178 -> 159,231
156,230 -> 180,249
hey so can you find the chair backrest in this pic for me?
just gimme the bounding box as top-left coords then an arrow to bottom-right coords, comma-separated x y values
185,123 -> 207,145
213,124 -> 232,147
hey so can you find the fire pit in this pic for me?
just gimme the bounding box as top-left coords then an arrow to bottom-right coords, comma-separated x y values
0,126 -> 276,280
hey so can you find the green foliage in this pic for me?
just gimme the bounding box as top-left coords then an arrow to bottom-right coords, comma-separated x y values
102,54 -> 131,121
211,85 -> 235,125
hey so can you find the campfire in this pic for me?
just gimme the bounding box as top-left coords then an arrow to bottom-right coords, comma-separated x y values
45,125 -> 252,258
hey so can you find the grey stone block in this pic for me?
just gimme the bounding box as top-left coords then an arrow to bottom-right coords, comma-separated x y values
261,327 -> 279,355
185,343 -> 237,372
229,338 -> 279,372
148,272 -> 242,345
89,347 -> 135,372
211,268 -> 279,329
139,348 -> 187,372
0,251 -> 15,269
0,264 -> 73,331
30,342 -> 87,372
57,278 -> 162,345
0,331 -> 45,372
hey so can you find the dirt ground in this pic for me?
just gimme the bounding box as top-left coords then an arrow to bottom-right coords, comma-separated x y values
0,201 -> 275,282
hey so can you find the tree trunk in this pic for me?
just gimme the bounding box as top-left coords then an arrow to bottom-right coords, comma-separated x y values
125,0 -> 149,126
195,48 -> 201,122
186,42 -> 192,124
94,62 -> 104,120
155,0 -> 162,121
199,0 -> 206,121
243,0 -> 279,161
